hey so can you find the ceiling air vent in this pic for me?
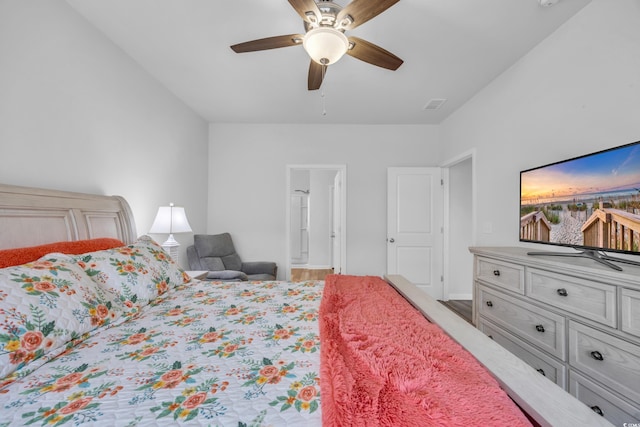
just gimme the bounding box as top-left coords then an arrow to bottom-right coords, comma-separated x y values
423,98 -> 447,110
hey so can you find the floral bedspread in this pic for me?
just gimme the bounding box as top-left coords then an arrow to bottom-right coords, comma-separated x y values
0,279 -> 324,426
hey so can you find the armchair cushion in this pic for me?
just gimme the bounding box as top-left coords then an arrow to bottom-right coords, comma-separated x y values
242,261 -> 277,276
206,270 -> 248,281
187,233 -> 277,281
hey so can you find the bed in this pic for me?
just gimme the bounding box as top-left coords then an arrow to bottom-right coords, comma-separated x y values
0,183 -> 612,426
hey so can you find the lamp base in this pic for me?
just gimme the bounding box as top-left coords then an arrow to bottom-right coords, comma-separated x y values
161,234 -> 180,261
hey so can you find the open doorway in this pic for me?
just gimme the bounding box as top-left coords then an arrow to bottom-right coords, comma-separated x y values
286,165 -> 347,281
442,150 -> 475,300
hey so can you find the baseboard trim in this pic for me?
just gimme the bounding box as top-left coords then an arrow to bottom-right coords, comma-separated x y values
447,293 -> 472,300
291,265 -> 332,270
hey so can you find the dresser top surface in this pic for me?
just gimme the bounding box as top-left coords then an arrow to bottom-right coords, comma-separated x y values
469,246 -> 640,289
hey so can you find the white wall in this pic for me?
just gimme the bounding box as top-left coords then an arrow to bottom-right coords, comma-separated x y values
0,0 -> 209,268
441,0 -> 640,252
209,123 -> 440,279
9,0 -> 637,278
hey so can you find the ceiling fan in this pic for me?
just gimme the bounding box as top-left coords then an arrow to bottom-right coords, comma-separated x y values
230,0 -> 403,90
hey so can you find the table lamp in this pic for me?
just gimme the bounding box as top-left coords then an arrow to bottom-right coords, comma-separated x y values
149,203 -> 192,261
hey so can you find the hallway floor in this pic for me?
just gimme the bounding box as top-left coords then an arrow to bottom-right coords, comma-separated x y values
439,300 -> 472,324
290,268 -> 334,281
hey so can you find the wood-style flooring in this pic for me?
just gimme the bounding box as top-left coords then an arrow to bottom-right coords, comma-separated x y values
290,268 -> 334,281
439,299 -> 473,324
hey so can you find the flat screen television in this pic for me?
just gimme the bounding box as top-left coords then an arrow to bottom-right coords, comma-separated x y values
520,140 -> 640,270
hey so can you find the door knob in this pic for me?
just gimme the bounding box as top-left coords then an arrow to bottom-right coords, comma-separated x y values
388,238 -> 395,243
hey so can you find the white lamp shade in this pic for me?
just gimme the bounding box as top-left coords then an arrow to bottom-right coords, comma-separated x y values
149,205 -> 192,234
303,27 -> 349,65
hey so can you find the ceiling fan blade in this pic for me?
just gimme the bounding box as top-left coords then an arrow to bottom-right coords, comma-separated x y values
288,0 -> 322,24
308,60 -> 327,91
337,0 -> 399,30
230,34 -> 304,53
347,36 -> 403,70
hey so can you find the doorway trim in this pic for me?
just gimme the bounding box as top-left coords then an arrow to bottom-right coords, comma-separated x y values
441,149 -> 476,300
285,164 -> 347,281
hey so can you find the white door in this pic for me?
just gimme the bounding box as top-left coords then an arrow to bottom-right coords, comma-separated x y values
331,171 -> 342,273
387,167 -> 444,299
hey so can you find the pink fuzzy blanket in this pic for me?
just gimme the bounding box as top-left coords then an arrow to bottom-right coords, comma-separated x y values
319,275 -> 533,427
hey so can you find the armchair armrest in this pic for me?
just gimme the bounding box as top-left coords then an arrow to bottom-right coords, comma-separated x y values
186,245 -> 204,270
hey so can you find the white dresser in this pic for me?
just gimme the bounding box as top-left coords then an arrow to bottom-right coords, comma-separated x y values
470,247 -> 640,426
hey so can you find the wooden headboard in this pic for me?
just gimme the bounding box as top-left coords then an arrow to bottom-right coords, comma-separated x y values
0,183 -> 137,250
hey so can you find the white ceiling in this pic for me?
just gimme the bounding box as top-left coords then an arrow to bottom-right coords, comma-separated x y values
66,0 -> 591,125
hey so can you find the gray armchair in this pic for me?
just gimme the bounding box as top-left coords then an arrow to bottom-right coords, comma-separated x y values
186,233 -> 277,281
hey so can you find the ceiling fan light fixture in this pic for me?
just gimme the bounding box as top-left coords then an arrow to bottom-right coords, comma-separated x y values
303,27 -> 349,65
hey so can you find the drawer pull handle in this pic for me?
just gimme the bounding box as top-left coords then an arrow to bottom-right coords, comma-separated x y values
590,351 -> 604,361
590,406 -> 604,416
535,324 -> 545,333
536,368 -> 546,376
493,270 -> 500,276
486,301 -> 493,307
556,288 -> 568,297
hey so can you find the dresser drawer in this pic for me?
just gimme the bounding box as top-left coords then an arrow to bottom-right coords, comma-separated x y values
478,285 -> 566,359
476,256 -> 525,294
569,370 -> 640,424
526,268 -> 616,328
479,319 -> 566,388
569,321 -> 640,405
622,288 -> 640,338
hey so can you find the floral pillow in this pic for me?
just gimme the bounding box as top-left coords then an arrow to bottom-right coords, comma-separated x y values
68,236 -> 190,316
0,256 -> 125,380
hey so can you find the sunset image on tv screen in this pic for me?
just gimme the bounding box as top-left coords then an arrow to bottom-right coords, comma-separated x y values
520,142 -> 640,253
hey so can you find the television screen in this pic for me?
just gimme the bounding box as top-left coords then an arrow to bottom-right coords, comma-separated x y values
520,140 -> 640,255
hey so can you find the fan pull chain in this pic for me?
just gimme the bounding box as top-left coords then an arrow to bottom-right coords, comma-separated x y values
322,91 -> 326,116
321,65 -> 327,116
